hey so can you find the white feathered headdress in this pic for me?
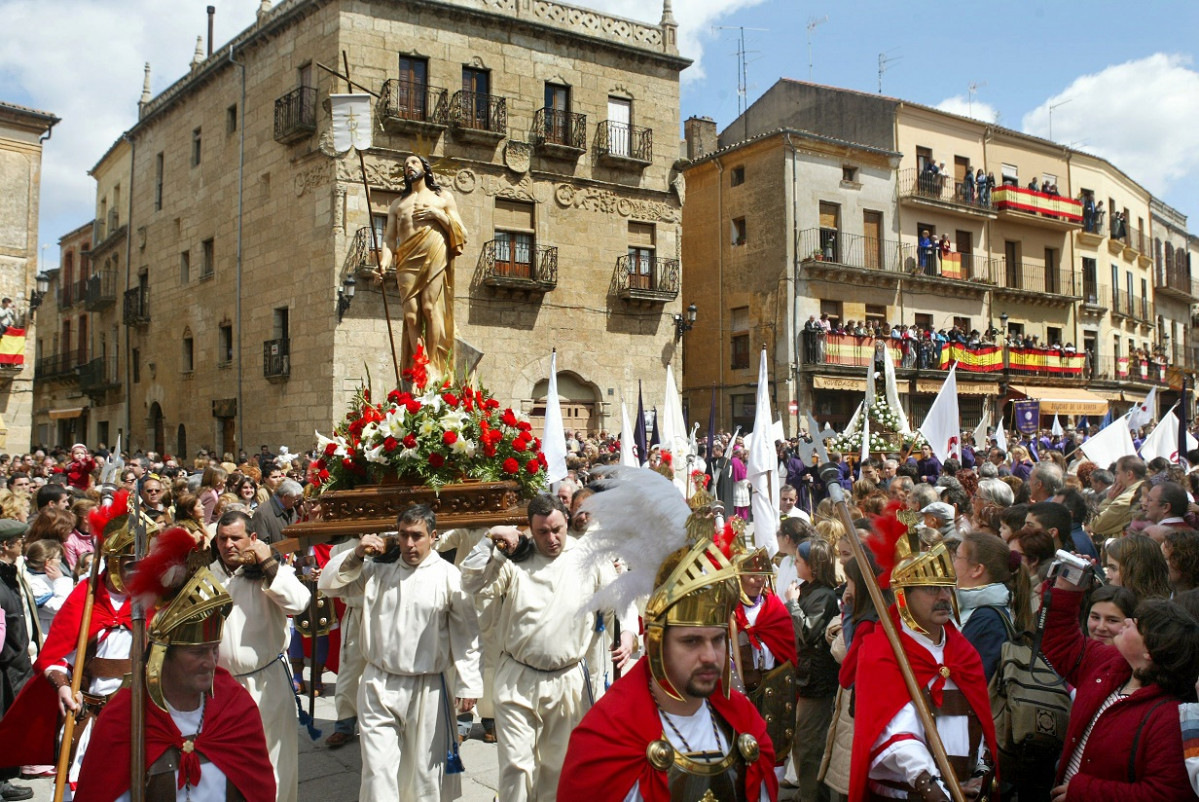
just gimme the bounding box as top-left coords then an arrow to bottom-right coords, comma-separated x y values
576,465 -> 721,614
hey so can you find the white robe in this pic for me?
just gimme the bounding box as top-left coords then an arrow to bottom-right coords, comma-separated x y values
321,547 -> 482,801
211,559 -> 309,802
459,536 -> 623,802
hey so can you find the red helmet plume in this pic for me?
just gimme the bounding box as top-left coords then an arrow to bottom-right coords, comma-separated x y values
89,489 -> 130,545
866,499 -> 908,589
126,527 -> 204,609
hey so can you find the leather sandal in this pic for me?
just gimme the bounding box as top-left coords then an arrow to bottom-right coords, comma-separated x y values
324,731 -> 354,749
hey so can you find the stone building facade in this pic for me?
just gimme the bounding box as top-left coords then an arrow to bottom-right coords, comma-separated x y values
0,101 -> 59,450
120,0 -> 687,457
682,80 -> 1192,436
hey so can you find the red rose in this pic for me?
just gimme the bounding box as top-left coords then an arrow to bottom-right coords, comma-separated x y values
342,457 -> 355,469
502,457 -> 520,474
443,393 -> 458,407
318,469 -> 330,481
532,438 -> 542,452
429,453 -> 445,468
314,458 -> 326,470
483,444 -> 497,458
463,398 -> 474,412
512,438 -> 528,452
403,433 -> 418,449
388,389 -> 401,404
384,437 -> 399,452
405,399 -> 421,414
442,430 -> 458,446
502,409 -> 518,427
516,421 -> 532,433
526,458 -> 540,475
538,453 -> 548,467
324,443 -> 337,456
486,398 -> 500,410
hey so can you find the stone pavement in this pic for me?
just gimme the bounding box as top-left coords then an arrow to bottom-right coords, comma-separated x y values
22,669 -> 501,802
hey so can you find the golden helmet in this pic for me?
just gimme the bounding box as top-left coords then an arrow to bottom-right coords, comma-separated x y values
870,503 -> 958,636
89,490 -> 162,593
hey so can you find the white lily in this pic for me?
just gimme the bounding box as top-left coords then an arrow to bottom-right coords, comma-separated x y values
360,421 -> 380,444
363,443 -> 390,465
418,418 -> 438,437
440,409 -> 470,431
417,390 -> 443,414
450,437 -> 476,457
315,430 -> 350,458
379,409 -> 407,439
398,447 -> 421,461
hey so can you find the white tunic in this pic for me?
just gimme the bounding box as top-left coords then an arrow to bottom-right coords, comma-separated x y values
211,559 -> 309,802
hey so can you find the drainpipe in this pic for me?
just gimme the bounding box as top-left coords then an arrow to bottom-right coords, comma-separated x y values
122,132 -> 135,447
784,133 -> 799,435
228,45 -> 246,454
714,156 -> 725,424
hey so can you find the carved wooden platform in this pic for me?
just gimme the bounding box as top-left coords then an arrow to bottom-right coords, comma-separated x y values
276,479 -> 525,553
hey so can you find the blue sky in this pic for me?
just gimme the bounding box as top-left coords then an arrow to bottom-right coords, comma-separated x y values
5,0 -> 1199,264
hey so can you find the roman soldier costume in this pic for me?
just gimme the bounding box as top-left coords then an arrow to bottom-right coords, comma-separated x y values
558,470 -> 778,801
847,505 -> 997,802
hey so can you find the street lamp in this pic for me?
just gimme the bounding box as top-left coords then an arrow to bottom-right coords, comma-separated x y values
999,312 -> 1009,335
674,303 -> 697,339
336,275 -> 357,322
28,272 -> 50,312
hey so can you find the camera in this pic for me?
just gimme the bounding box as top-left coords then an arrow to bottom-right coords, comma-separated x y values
1048,549 -> 1093,586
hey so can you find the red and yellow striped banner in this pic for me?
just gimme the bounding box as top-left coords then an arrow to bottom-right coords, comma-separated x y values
938,343 -> 1003,372
1009,347 -> 1085,375
0,328 -> 25,366
823,334 -> 901,367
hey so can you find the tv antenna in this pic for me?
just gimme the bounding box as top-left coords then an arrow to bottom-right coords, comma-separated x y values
967,81 -> 987,117
806,16 -> 828,81
712,25 -> 766,116
1048,98 -> 1072,141
878,49 -> 901,93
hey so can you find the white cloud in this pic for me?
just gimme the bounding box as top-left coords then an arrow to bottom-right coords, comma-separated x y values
934,95 -> 1000,124
3,0 -> 754,260
1021,53 -> 1199,197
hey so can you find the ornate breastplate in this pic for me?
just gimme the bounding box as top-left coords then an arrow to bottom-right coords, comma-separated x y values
645,715 -> 758,802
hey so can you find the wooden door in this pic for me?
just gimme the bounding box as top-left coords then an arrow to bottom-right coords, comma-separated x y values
863,211 -> 883,269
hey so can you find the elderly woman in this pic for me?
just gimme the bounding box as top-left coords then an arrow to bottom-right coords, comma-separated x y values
1044,570 -> 1199,801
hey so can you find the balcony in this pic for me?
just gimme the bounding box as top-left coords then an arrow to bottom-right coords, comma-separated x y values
480,240 -> 557,296
84,270 -> 118,310
448,91 -> 507,144
264,338 -> 290,381
57,279 -> 87,308
1080,284 -> 1108,317
1093,355 -> 1170,385
273,86 -> 317,144
1077,206 -> 1107,247
596,121 -> 652,167
122,287 -> 149,326
1156,267 -> 1198,302
78,356 -> 120,399
35,352 -> 77,381
347,226 -> 383,278
798,228 -> 903,287
379,80 -> 447,134
896,167 -> 996,219
992,185 -> 1083,230
533,108 -> 586,157
985,258 -> 1078,304
615,255 -> 679,305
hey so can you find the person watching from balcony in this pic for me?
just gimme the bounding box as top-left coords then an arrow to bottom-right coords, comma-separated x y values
918,229 -> 935,275
1028,177 -> 1040,192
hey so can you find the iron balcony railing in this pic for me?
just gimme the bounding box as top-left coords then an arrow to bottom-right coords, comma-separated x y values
1081,283 -> 1109,308
1093,355 -> 1169,385
380,79 -> 447,126
615,255 -> 680,299
596,121 -> 652,162
36,352 -> 76,379
347,226 -> 384,276
1157,267 -> 1198,299
984,258 -> 1077,296
123,287 -> 150,325
797,228 -> 912,274
533,107 -> 587,150
264,338 -> 290,379
448,90 -> 507,135
84,270 -> 118,310
78,356 -> 119,393
273,86 -> 317,143
480,240 -> 558,288
897,167 -> 993,211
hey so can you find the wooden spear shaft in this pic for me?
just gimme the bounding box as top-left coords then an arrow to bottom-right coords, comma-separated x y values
129,497 -> 148,802
820,469 -> 966,802
342,50 -> 401,388
51,534 -> 103,802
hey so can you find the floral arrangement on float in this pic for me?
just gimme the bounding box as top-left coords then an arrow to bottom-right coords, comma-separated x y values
313,346 -> 548,496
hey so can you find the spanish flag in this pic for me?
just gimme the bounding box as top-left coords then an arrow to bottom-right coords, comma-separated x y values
0,327 -> 26,366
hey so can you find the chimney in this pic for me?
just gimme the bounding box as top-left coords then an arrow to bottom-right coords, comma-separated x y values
684,116 -> 718,161
207,6 -> 215,56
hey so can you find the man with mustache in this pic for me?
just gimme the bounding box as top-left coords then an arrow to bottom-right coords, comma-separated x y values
558,530 -> 778,800
846,506 -> 998,801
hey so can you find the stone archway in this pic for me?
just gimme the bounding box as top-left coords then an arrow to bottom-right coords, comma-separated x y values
529,371 -> 601,438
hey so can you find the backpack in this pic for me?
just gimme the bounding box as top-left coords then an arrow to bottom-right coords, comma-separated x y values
986,588 -> 1073,780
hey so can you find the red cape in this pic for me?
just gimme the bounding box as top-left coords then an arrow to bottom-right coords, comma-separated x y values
558,659 -> 779,802
76,667 -> 275,802
847,608 -> 997,802
734,591 -> 798,667
0,580 -> 132,768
